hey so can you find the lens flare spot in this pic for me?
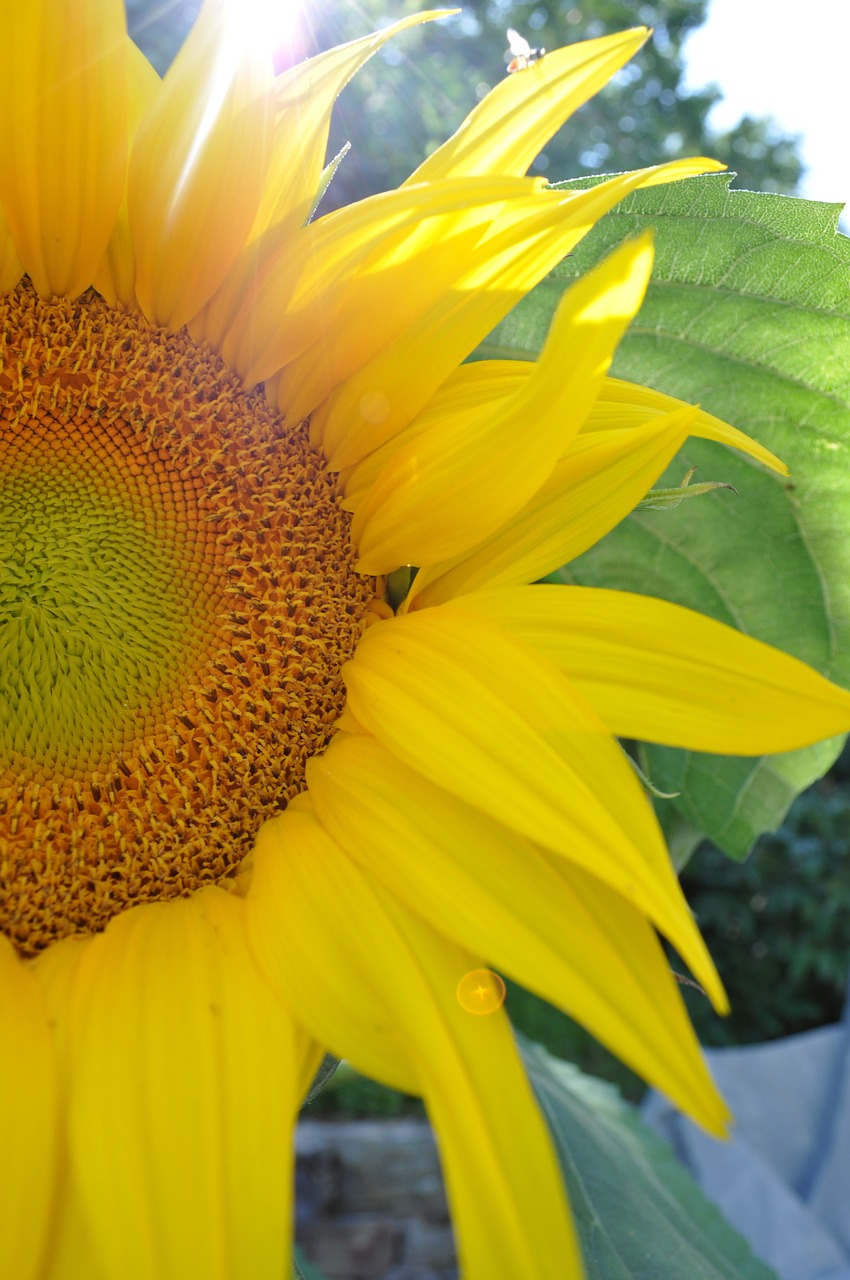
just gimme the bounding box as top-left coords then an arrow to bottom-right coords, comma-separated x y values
456,968 -> 507,1016
359,391 -> 390,425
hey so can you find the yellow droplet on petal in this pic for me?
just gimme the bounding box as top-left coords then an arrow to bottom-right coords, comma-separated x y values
359,391 -> 390,425
457,968 -> 507,1015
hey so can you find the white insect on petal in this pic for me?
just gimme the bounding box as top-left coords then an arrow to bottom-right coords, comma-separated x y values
506,27 -> 545,73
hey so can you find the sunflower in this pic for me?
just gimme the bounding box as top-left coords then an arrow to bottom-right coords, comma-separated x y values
4,3 -> 850,1278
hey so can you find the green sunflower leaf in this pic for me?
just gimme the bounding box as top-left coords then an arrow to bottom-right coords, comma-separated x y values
483,175 -> 850,858
522,1038 -> 778,1280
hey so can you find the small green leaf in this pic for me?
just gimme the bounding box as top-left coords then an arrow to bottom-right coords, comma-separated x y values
628,745 -> 679,799
309,142 -> 351,222
635,466 -> 736,512
486,176 -> 850,855
301,1053 -> 340,1108
522,1038 -> 778,1280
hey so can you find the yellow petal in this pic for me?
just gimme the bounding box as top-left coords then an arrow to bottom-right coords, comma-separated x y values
129,0 -> 275,329
409,27 -> 648,181
0,936 -> 58,1280
339,360 -> 549,511
342,607 -> 724,1004
346,355 -> 782,515
316,155 -> 725,470
408,407 -> 695,607
223,175 -> 537,388
246,795 -> 419,1095
268,12 -> 451,233
247,803 -> 583,1280
195,12 -> 452,349
457,584 -> 850,753
591,376 -> 788,474
93,38 -> 161,308
66,890 -> 311,1280
351,233 -> 656,573
402,358 -> 529,414
0,201 -> 23,294
0,0 -> 127,298
340,381 -> 494,514
30,938 -> 107,1280
306,731 -> 728,1133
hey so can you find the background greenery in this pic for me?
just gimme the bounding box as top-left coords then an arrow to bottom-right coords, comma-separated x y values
127,0 -> 803,205
305,0 -> 803,207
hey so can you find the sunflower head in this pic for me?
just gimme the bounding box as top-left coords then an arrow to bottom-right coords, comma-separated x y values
1,282 -> 372,955
3,8 -> 848,1280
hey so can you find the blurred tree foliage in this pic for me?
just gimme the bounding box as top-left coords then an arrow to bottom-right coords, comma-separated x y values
304,0 -> 803,209
678,754 -> 850,1048
126,0 -> 803,212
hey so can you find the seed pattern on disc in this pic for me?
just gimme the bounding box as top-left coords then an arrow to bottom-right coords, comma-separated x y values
0,284 -> 374,954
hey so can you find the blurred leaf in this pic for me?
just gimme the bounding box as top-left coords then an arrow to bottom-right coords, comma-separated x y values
523,1038 -> 778,1280
484,175 -> 850,856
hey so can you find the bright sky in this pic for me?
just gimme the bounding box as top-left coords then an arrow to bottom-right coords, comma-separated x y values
682,0 -> 849,216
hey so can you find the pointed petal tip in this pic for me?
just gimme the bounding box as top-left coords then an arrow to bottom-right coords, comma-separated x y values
692,1083 -> 734,1140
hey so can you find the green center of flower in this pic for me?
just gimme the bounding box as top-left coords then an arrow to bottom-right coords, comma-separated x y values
1,405 -> 217,778
0,283 -> 373,957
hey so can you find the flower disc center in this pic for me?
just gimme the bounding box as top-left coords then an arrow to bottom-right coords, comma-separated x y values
0,284 -> 373,956
1,395 -> 217,778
